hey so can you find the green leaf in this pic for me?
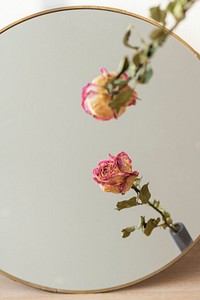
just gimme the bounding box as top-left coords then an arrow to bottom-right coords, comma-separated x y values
173,2 -> 185,20
162,223 -> 168,229
150,6 -> 167,23
139,183 -> 151,204
116,197 -> 137,211
133,52 -> 148,67
105,82 -> 113,91
123,26 -> 138,50
122,226 -> 136,238
111,79 -> 129,88
167,1 -> 185,20
133,53 -> 141,67
167,1 -> 177,14
144,218 -> 160,236
127,63 -> 137,77
150,28 -> 167,44
163,211 -> 170,218
139,216 -> 146,229
153,199 -> 160,208
116,56 -> 129,78
156,217 -> 161,223
166,217 -> 173,224
134,177 -> 142,188
110,88 -> 133,114
123,27 -> 131,45
138,64 -> 153,84
146,43 -> 158,58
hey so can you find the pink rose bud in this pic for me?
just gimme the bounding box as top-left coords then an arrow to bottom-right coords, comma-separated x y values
93,152 -> 139,194
82,68 -> 137,121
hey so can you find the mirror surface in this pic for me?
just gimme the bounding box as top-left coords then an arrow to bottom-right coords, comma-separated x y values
0,8 -> 199,292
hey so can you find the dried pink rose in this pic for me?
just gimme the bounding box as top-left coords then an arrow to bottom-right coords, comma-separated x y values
93,152 -> 139,194
82,68 -> 137,121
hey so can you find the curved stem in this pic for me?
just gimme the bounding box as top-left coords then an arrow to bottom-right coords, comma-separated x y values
147,200 -> 177,233
132,0 -> 198,81
108,0 -> 198,94
132,185 -> 140,194
132,185 -> 177,233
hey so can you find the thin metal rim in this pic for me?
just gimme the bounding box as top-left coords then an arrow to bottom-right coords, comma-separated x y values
0,5 -> 199,294
1,5 -> 199,59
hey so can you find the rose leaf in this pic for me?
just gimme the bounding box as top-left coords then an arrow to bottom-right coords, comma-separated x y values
143,218 -> 160,236
110,88 -> 133,113
121,226 -> 136,238
116,56 -> 129,78
139,183 -> 151,204
150,28 -> 167,45
116,197 -> 137,211
150,6 -> 167,23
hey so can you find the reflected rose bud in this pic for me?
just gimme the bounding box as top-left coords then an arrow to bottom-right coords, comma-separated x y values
82,68 -> 137,121
93,152 -> 139,194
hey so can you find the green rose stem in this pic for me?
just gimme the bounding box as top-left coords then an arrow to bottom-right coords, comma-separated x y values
106,0 -> 198,113
131,185 -> 177,233
93,153 -> 178,237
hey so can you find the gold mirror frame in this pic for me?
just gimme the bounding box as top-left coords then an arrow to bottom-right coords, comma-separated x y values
0,5 -> 199,294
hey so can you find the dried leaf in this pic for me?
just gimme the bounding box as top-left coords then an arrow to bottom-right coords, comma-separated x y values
110,88 -> 133,114
153,199 -> 160,208
122,226 -> 136,238
144,218 -> 160,236
167,1 -> 185,20
138,64 -> 153,84
139,216 -> 146,229
139,183 -> 151,204
123,26 -> 139,50
150,6 -> 167,23
116,56 -> 129,78
150,28 -> 167,44
116,197 -> 137,211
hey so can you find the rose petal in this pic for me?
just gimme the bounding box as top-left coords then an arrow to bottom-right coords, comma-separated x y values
120,174 -> 138,193
100,67 -> 109,76
93,152 -> 139,195
100,183 -> 121,194
115,152 -> 133,173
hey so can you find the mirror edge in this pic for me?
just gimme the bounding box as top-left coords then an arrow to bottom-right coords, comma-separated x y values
0,5 -> 199,293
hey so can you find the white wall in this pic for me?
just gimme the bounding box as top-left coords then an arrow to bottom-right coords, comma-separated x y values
0,0 -> 200,52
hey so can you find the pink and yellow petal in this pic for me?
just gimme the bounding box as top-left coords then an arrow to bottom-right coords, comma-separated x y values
120,175 -> 137,193
100,184 -> 121,194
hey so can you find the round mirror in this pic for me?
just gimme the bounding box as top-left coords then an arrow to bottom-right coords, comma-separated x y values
0,7 -> 199,293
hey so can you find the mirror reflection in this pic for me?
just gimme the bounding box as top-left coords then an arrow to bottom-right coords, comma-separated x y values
0,8 -> 199,292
